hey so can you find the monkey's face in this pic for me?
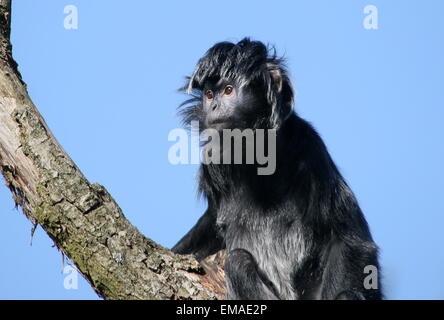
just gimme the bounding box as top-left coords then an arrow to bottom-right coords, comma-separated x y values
202,78 -> 268,130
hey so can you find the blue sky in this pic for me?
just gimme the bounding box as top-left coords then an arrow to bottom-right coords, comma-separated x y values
0,0 -> 443,299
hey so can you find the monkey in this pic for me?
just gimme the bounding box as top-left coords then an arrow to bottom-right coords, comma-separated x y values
172,38 -> 382,300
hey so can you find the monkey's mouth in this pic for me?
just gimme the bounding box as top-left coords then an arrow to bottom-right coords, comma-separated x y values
206,117 -> 232,129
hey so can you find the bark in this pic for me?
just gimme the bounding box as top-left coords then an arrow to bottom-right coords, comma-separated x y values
0,0 -> 226,300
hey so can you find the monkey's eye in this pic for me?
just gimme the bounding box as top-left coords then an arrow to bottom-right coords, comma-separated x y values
224,85 -> 233,95
205,90 -> 214,100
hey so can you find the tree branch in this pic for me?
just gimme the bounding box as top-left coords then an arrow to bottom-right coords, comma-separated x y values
0,0 -> 226,300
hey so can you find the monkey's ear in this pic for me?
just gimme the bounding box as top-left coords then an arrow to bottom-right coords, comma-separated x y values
266,62 -> 294,129
269,67 -> 283,93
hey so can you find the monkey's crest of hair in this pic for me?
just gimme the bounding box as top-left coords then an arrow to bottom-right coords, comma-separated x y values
179,38 -> 294,129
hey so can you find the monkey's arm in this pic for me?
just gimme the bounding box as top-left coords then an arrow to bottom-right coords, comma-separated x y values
319,238 -> 380,300
225,249 -> 279,300
171,207 -> 224,261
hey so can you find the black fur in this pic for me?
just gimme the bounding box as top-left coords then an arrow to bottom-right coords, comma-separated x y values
172,38 -> 382,300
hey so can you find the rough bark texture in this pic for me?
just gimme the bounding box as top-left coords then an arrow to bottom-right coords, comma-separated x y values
0,1 -> 226,300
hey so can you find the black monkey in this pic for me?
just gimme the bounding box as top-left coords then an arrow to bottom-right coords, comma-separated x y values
172,38 -> 382,300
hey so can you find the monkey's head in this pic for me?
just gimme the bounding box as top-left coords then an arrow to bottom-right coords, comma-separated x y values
180,38 -> 294,131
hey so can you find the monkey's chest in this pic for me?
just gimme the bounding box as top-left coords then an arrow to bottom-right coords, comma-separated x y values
217,199 -> 309,299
